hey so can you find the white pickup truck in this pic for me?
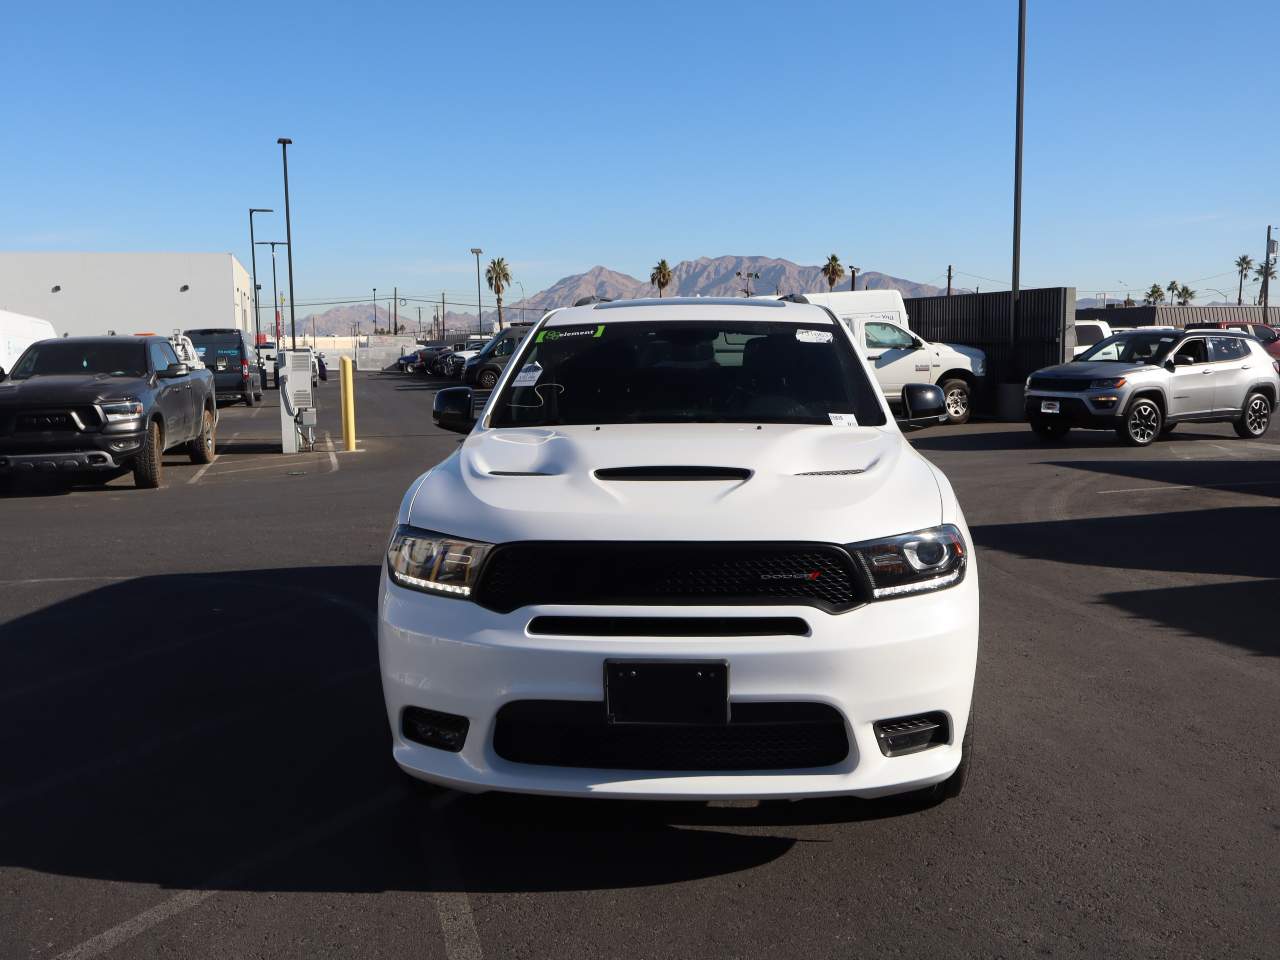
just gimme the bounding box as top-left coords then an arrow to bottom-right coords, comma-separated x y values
783,291 -> 987,424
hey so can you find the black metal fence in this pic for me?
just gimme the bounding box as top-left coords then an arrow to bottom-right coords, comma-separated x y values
903,287 -> 1075,413
1074,304 -> 1275,329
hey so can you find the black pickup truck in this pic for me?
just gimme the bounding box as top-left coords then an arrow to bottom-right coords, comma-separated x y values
0,336 -> 218,490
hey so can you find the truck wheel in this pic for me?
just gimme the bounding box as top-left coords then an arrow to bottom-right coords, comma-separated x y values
1234,392 -> 1272,438
940,379 -> 971,425
188,407 -> 216,464
1118,397 -> 1162,447
478,368 -> 499,390
245,388 -> 258,407
133,420 -> 164,489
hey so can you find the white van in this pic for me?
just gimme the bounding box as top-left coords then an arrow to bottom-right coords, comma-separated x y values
0,310 -> 57,377
782,291 -> 987,424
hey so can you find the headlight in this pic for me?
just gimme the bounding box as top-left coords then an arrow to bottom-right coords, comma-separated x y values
973,357 -> 986,376
386,525 -> 492,598
1090,377 -> 1126,389
847,524 -> 967,599
101,400 -> 144,422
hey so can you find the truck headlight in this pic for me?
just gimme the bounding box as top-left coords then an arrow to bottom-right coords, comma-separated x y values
973,357 -> 986,376
386,525 -> 492,597
101,400 -> 144,422
847,524 -> 967,599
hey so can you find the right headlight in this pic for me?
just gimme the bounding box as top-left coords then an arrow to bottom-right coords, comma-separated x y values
846,524 -> 967,599
386,525 -> 492,598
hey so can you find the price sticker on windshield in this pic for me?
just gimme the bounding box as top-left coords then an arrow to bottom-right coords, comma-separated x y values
796,329 -> 833,344
828,413 -> 858,426
511,362 -> 542,388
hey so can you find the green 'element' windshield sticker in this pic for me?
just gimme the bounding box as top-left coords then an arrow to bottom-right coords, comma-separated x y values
536,325 -> 605,343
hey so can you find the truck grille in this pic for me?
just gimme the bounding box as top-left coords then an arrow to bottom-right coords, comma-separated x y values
473,541 -> 867,613
2,407 -> 100,434
493,700 -> 850,771
1026,376 -> 1093,392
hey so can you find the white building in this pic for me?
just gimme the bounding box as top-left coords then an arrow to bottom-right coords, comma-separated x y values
0,252 -> 256,339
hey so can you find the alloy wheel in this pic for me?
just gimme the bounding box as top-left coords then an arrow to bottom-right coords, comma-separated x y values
1128,403 -> 1158,444
945,388 -> 968,419
1246,397 -> 1270,435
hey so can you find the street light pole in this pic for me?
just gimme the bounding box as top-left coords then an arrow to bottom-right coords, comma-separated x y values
277,138 -> 298,351
1263,224 -> 1274,327
471,247 -> 484,334
1010,0 -> 1027,367
248,208 -> 273,346
373,288 -> 377,332
255,241 -> 287,345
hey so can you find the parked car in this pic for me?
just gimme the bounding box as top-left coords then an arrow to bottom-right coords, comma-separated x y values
0,309 -> 56,379
186,328 -> 262,406
1072,319 -> 1112,357
462,327 -> 531,389
784,291 -> 986,424
0,335 -> 218,489
1024,328 -> 1280,446
382,297 -> 975,803
1185,319 -> 1280,361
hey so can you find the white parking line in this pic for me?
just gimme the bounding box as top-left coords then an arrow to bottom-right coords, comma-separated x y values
422,793 -> 483,960
325,432 -> 339,472
1098,479 -> 1280,494
189,431 -> 239,484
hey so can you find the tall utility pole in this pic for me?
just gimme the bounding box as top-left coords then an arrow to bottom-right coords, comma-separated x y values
248,208 -> 273,346
417,306 -> 422,339
470,248 -> 484,333
255,241 -> 287,345
393,286 -> 398,335
277,138 -> 297,350
1263,224 -> 1274,326
947,265 -> 953,296
1010,0 -> 1026,364
441,292 -> 446,339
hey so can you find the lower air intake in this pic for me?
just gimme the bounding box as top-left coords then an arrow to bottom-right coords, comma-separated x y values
873,712 -> 949,756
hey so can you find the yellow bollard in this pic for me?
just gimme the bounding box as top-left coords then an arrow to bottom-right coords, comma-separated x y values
340,356 -> 357,451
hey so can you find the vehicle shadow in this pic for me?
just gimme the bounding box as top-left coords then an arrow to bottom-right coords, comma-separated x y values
0,565 -> 925,896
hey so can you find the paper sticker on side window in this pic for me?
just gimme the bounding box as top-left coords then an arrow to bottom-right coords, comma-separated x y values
512,362 -> 542,388
796,329 -> 833,344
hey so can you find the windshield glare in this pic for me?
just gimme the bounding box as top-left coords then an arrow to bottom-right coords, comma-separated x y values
488,320 -> 886,427
1077,332 -> 1178,363
10,341 -> 148,380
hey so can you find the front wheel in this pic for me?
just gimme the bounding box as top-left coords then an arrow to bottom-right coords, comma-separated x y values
133,420 -> 163,488
1118,397 -> 1162,447
940,379 -> 972,425
477,369 -> 499,390
1234,392 -> 1272,438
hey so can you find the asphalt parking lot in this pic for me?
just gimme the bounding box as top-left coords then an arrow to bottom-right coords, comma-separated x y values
3,372 -> 1278,959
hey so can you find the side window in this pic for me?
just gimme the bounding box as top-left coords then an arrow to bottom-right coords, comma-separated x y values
1209,336 -> 1247,361
148,342 -> 170,371
495,338 -> 514,358
1252,325 -> 1278,343
1175,338 -> 1208,364
864,322 -> 915,350
1075,324 -> 1104,346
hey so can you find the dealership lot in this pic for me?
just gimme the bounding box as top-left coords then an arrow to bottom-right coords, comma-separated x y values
2,372 -> 1278,959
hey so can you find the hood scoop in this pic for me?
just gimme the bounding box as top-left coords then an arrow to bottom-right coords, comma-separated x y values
594,466 -> 752,482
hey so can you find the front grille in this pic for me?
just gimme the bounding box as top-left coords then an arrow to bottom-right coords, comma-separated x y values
474,541 -> 867,613
1,407 -> 100,435
1027,376 -> 1093,392
493,700 -> 850,771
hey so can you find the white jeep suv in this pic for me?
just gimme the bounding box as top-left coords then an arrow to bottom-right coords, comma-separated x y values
379,298 -> 979,802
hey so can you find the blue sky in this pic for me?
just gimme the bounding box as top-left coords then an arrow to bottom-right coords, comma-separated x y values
2,0 -> 1277,311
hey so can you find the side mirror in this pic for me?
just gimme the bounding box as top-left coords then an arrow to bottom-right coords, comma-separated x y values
899,383 -> 947,426
434,386 -> 477,435
1173,354 -> 1196,367
159,362 -> 189,378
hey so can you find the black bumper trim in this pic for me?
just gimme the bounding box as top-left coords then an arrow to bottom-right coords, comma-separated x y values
0,451 -> 122,472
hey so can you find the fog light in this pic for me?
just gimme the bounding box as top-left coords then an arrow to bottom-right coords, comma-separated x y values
402,706 -> 469,752
1093,395 -> 1118,408
873,712 -> 949,756
110,439 -> 141,452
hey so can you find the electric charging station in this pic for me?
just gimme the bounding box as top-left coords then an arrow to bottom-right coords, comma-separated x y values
277,348 -> 317,453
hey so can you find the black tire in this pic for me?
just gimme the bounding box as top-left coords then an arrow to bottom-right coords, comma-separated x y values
133,420 -> 163,489
1234,391 -> 1272,439
940,378 -> 972,425
188,407 -> 216,464
1160,423 -> 1178,435
244,389 -> 258,407
1030,418 -> 1070,441
254,391 -> 263,402
1118,397 -> 1162,447
478,368 -> 499,390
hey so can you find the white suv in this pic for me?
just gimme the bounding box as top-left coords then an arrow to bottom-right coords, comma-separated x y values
379,298 -> 979,803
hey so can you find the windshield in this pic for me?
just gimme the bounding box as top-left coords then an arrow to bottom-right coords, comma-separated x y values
10,341 -> 148,380
1077,332 -> 1178,363
489,320 -> 886,427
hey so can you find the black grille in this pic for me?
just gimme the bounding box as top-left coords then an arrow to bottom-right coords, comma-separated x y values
526,616 -> 810,637
2,407 -> 100,435
493,700 -> 850,771
1027,376 -> 1092,392
474,541 -> 866,613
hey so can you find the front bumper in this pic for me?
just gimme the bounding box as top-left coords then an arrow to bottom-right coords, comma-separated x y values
1025,389 -> 1127,428
0,428 -> 143,471
378,568 -> 979,800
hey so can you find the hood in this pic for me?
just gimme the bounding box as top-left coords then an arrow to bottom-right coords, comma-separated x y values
407,423 -> 944,544
1031,360 -> 1152,379
940,343 -> 986,364
0,374 -> 150,406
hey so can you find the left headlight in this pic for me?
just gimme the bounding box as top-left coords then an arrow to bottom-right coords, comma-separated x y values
1089,377 -> 1126,389
847,524 -> 968,600
101,400 -> 144,422
386,525 -> 492,598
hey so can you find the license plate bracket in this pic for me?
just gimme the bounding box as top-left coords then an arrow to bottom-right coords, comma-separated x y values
1040,400 -> 1060,414
605,660 -> 729,725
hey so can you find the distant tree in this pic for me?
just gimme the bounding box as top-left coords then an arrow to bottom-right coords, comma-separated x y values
1235,254 -> 1254,305
485,257 -> 512,330
1144,283 -> 1165,305
1166,280 -> 1180,306
1177,284 -> 1195,305
1123,293 -> 1135,307
649,259 -> 673,298
820,254 -> 845,292
1255,259 -> 1277,286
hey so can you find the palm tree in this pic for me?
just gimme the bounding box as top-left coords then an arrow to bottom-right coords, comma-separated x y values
1144,283 -> 1165,305
1255,259 -> 1277,286
820,254 -> 845,292
485,257 -> 512,330
1234,254 -> 1254,305
649,259 -> 673,298
1177,284 -> 1195,305
1166,280 -> 1180,306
